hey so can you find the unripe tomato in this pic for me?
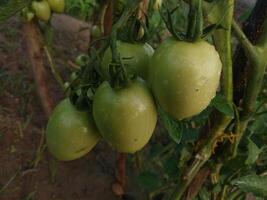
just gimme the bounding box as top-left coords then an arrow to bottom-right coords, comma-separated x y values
149,38 -> 222,120
31,0 -> 51,22
75,54 -> 89,66
46,99 -> 100,161
21,7 -> 35,22
26,11 -> 35,21
93,79 -> 157,153
70,72 -> 78,81
91,25 -> 102,38
101,41 -> 154,80
47,0 -> 65,13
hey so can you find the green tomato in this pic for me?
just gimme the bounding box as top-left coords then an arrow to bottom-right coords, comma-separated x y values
46,99 -> 100,161
93,79 -> 157,153
75,54 -> 89,66
26,11 -> 35,21
91,25 -> 102,38
31,0 -> 51,22
21,7 -> 35,22
47,0 -> 65,13
101,41 -> 154,80
149,38 -> 222,120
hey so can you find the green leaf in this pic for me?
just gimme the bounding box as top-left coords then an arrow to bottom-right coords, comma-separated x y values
245,139 -> 262,165
136,171 -> 161,190
255,197 -> 264,200
158,105 -> 183,144
211,94 -> 234,118
231,175 -> 267,197
163,157 -> 179,177
0,0 -> 30,22
198,187 -> 210,200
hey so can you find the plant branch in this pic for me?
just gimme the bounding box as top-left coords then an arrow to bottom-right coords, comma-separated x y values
232,20 -> 257,60
229,0 -> 267,158
170,1 -> 235,199
23,21 -> 54,117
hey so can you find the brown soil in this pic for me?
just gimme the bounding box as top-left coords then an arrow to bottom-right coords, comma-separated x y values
0,15 -> 140,200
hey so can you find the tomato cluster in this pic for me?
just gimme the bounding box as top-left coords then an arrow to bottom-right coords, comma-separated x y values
46,38 -> 222,161
22,0 -> 65,22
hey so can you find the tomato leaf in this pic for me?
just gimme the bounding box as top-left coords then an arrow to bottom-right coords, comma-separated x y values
199,187 -> 210,200
158,105 -> 183,144
136,171 -> 161,190
231,175 -> 267,197
211,94 -> 234,118
163,157 -> 179,177
245,139 -> 262,165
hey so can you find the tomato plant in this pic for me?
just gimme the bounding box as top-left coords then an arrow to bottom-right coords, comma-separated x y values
1,0 -> 267,200
46,99 -> 100,161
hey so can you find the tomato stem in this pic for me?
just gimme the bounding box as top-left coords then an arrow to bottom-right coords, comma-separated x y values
230,18 -> 267,157
108,1 -> 141,88
186,0 -> 203,41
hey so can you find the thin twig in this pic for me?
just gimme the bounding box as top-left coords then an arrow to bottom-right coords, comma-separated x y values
44,46 -> 65,91
0,167 -> 21,195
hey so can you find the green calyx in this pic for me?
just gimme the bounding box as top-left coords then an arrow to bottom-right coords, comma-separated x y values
186,0 -> 203,41
107,1 -> 142,89
109,32 -> 132,89
161,0 -> 227,42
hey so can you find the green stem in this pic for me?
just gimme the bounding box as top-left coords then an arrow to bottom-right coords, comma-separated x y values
108,1 -> 141,88
149,182 -> 176,200
226,189 -> 243,200
170,116 -> 231,200
230,19 -> 267,153
232,20 -> 256,58
212,1 -> 234,103
186,0 -> 203,41
218,185 -> 228,200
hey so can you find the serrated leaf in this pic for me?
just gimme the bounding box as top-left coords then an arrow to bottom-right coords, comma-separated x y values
136,171 -> 161,190
158,106 -> 183,144
245,139 -> 262,165
211,94 -> 234,118
231,175 -> 267,197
